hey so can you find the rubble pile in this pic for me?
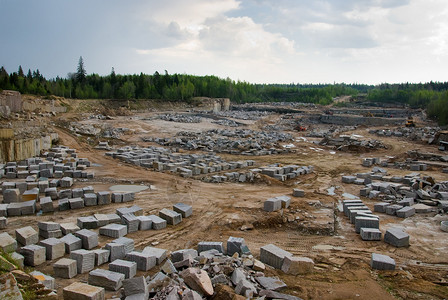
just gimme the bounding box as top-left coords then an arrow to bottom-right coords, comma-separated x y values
369,127 -> 440,144
306,126 -> 357,138
211,119 -> 241,127
216,110 -> 271,120
320,135 -> 386,152
102,127 -> 133,139
159,114 -> 202,123
144,129 -> 294,155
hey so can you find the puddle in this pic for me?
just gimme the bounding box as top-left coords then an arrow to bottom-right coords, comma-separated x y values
327,186 -> 336,196
342,192 -> 358,199
91,163 -> 102,167
109,185 -> 150,193
312,244 -> 345,251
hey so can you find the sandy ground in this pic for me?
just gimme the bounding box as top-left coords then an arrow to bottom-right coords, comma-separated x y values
3,106 -> 448,299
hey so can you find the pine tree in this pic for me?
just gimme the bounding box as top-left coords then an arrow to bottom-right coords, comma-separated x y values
76,56 -> 86,83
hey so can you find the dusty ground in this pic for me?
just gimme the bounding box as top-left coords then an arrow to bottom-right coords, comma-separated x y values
3,101 -> 448,299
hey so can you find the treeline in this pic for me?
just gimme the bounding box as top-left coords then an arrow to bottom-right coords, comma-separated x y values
0,65 -> 360,105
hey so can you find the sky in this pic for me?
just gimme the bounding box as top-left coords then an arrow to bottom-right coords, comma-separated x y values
1,0 -> 447,84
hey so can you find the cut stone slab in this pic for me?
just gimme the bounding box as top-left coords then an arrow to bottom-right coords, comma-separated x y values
70,249 -> 95,274
281,256 -> 314,275
60,233 -> 82,253
121,213 -> 139,233
260,244 -> 293,269
97,191 -> 111,205
75,229 -> 99,250
255,276 -> 287,291
384,228 -> 410,247
0,204 -> 8,217
136,216 -> 153,230
0,232 -> 17,253
3,188 -> 21,203
197,241 -> 224,254
227,236 -> 251,256
93,249 -> 110,266
84,193 -> 98,206
371,253 -> 396,270
264,198 -> 282,212
99,224 -> 127,238
142,246 -> 168,265
396,206 -> 415,218
277,195 -> 291,208
20,244 -> 46,266
413,203 -> 434,213
58,198 -> 70,211
360,228 -> 382,241
386,204 -> 403,216
39,228 -> 62,239
60,223 -> 80,235
123,276 -> 148,298
15,226 -> 39,246
355,216 -> 380,234
159,208 -> 182,225
54,258 -> 77,279
109,259 -> 137,279
173,203 -> 193,218
94,214 -> 109,227
126,251 -> 157,271
77,216 -> 100,229
373,202 -> 390,213
292,188 -> 305,197
105,243 -> 126,262
39,237 -> 65,260
69,197 -> 85,209
147,215 -> 167,230
38,221 -> 60,231
40,196 -> 54,213
112,237 -> 134,254
88,268 -> 124,291
180,267 -> 214,297
107,213 -> 122,224
63,282 -> 105,300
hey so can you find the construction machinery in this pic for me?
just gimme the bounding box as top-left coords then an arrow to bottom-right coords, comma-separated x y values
405,117 -> 416,127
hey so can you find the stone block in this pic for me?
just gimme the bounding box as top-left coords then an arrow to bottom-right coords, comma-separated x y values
77,216 -> 100,229
93,249 -> 110,266
39,237 -> 65,260
370,253 -> 395,270
260,244 -> 292,269
281,256 -> 314,275
109,259 -> 137,279
147,215 -> 167,230
136,216 -> 153,230
264,198 -> 282,212
97,191 -> 111,205
75,229 -> 99,250
255,276 -> 287,291
107,213 -> 121,224
105,243 -> 126,262
94,214 -> 109,227
0,216 -> 6,229
121,213 -> 139,233
355,216 -> 380,234
171,249 -> 198,263
60,177 -> 73,188
38,221 -> 60,232
126,251 -> 157,271
384,228 -> 410,247
84,193 -> 98,206
3,189 -> 21,203
123,276 -> 148,298
60,233 -> 82,253
142,246 -> 168,265
70,249 -> 95,273
60,222 -> 80,235
122,192 -> 135,202
88,269 -> 124,291
58,198 -> 70,211
276,195 -> 291,208
7,200 -> 36,216
30,270 -> 55,290
10,252 -> 24,269
0,232 -> 17,253
386,204 -> 403,216
197,241 -> 224,254
39,196 -> 54,213
112,237 -> 134,254
15,226 -> 39,246
63,282 -> 105,300
159,208 -> 182,225
396,206 -> 415,218
39,228 -> 62,239
0,204 -> 7,217
292,188 -> 305,197
173,203 -> 193,218
227,236 -> 250,256
54,258 -> 77,279
69,197 -> 85,209
111,193 -> 123,203
342,176 -> 356,183
21,244 -> 46,266
100,224 -> 128,238
72,188 -> 84,198
373,202 -> 390,213
360,228 -> 382,241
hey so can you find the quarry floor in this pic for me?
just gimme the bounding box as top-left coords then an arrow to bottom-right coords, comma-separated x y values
5,106 -> 448,299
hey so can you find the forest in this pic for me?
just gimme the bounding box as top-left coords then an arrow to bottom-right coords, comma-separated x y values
0,59 -> 447,125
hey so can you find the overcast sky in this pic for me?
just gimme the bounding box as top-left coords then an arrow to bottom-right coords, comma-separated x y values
1,0 -> 447,84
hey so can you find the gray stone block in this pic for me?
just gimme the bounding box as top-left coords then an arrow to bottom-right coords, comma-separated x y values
281,256 -> 314,275
0,232 -> 17,253
72,188 -> 84,198
39,237 -> 65,260
54,258 -> 77,279
227,236 -> 250,256
171,249 -> 198,263
264,198 -> 282,212
111,193 -> 123,203
373,202 -> 390,213
343,200 -> 364,216
342,175 -> 356,183
94,214 -> 109,227
37,221 -> 60,232
0,216 -> 6,229
60,177 -> 73,188
75,229 -> 99,250
371,253 -> 395,270
70,249 -> 95,273
122,192 -> 135,202
173,203 -> 193,218
60,233 -> 82,253
112,237 -> 134,254
39,228 -> 62,239
122,213 -> 139,233
159,208 -> 182,225
126,251 -> 157,271
197,241 -> 224,254
77,216 -> 100,229
255,276 -> 287,291
15,226 -> 39,246
292,188 -> 305,197
69,197 -> 85,209
3,189 -> 21,203
100,224 -> 128,238
396,206 -> 415,218
107,213 -> 122,224
11,252 -> 24,269
109,259 -> 137,279
93,249 -> 110,266
30,270 -> 55,290
386,204 -> 403,216
276,195 -> 291,208
384,228 -> 410,247
260,244 -> 292,269
84,193 -> 98,206
136,216 -> 153,230
97,191 -> 111,205
88,268 -> 124,291
123,276 -> 148,298
21,244 -> 46,266
58,198 -> 70,211
142,246 -> 167,265
360,228 -> 382,241
355,216 -> 380,233
63,282 -> 105,300
147,215 -> 166,230
0,204 -> 7,217
39,196 -> 54,213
